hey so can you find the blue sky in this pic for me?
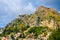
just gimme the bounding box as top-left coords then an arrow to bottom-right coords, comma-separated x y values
0,0 -> 60,28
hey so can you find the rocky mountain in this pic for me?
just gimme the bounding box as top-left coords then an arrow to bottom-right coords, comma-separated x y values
0,6 -> 60,40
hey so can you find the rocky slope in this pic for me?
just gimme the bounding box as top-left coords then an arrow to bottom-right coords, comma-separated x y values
0,6 -> 60,40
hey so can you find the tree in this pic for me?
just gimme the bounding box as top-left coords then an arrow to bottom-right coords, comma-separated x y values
11,35 -> 15,40
27,26 -> 48,38
49,28 -> 60,40
19,33 -> 26,38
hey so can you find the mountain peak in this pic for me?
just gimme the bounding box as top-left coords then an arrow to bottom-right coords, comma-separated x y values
37,6 -> 56,12
0,6 -> 60,40
37,6 -> 46,11
35,6 -> 59,16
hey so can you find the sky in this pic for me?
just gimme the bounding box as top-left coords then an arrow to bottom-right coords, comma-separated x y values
0,0 -> 60,28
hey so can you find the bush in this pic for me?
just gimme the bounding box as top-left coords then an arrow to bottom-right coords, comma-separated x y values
49,28 -> 60,40
19,33 -> 26,38
27,26 -> 48,38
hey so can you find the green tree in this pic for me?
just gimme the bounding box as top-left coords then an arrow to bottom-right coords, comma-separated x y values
27,26 -> 48,38
19,33 -> 26,38
49,28 -> 60,40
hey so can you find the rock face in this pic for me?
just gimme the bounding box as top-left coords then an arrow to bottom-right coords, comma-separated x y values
8,6 -> 60,28
3,6 -> 60,30
0,6 -> 60,39
40,19 -> 57,29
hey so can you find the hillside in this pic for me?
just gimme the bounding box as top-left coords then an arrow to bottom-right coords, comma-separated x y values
0,6 -> 60,40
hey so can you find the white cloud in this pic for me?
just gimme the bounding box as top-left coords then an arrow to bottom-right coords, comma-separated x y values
0,0 -> 36,15
0,0 -> 36,17
0,0 -> 36,27
23,3 -> 36,14
24,3 -> 36,12
0,0 -> 22,13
